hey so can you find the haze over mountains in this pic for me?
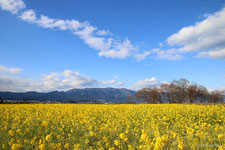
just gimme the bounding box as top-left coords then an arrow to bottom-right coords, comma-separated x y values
0,88 -> 136,103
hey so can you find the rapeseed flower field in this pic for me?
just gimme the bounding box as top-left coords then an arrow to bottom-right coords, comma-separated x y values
0,104 -> 224,150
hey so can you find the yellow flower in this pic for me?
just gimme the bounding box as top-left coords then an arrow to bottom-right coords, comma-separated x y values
119,133 -> 128,142
16,129 -> 22,135
45,134 -> 52,141
114,140 -> 120,146
39,144 -> 45,150
187,127 -> 194,134
74,144 -> 81,150
42,121 -> 49,127
64,143 -> 69,149
161,134 -> 169,143
139,145 -> 144,149
8,130 -> 15,136
140,133 -> 148,141
85,139 -> 89,144
178,144 -> 184,150
106,143 -> 110,147
218,134 -> 224,140
89,131 -> 94,136
56,143 -> 61,149
39,139 -> 42,144
11,144 -> 22,150
128,145 -> 135,150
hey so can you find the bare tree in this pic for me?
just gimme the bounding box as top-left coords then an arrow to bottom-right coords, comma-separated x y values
172,78 -> 189,103
160,83 -> 176,103
135,87 -> 162,104
187,83 -> 200,103
197,85 -> 209,103
126,94 -> 135,104
209,90 -> 224,103
135,78 -> 223,104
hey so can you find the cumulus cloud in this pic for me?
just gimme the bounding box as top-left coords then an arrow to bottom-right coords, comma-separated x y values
0,75 -> 35,92
167,7 -> 225,59
19,9 -> 36,22
151,48 -> 183,60
97,39 -> 136,59
133,77 -> 161,88
0,65 -> 23,74
0,0 -> 25,14
16,7 -> 148,60
0,67 -> 125,92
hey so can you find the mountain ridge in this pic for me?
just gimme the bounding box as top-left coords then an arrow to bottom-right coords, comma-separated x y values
0,87 -> 136,103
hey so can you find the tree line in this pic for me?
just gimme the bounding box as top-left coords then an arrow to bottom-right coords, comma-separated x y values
135,78 -> 224,104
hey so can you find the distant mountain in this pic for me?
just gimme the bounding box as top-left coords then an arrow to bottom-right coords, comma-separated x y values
0,88 -> 136,103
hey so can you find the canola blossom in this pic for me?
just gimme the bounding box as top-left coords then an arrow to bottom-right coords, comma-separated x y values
0,104 -> 225,150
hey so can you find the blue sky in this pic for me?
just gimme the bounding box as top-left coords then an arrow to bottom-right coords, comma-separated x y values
0,0 -> 224,92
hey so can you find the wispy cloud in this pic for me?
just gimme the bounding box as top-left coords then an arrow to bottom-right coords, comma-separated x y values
19,8 -> 150,60
0,64 -> 23,74
0,0 -> 151,60
197,48 -> 225,59
98,80 -> 124,86
134,51 -> 151,61
150,48 -> 183,60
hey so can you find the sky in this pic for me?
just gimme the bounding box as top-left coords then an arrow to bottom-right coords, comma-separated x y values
0,0 -> 224,92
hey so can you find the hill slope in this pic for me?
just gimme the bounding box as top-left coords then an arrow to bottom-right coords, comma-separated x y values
0,88 -> 136,103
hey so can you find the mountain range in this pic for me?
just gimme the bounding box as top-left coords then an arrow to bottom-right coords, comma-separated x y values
0,88 -> 136,104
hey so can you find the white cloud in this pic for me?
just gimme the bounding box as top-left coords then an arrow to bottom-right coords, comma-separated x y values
167,7 -> 225,59
96,30 -> 111,36
151,48 -> 183,60
62,70 -> 98,89
114,75 -> 120,79
0,0 -> 25,14
0,67 -> 125,92
133,77 -> 161,88
19,9 -> 36,22
134,51 -> 151,61
197,48 -> 225,59
0,75 -> 35,92
0,65 -> 23,74
98,80 -> 116,85
158,42 -> 163,47
208,87 -> 225,93
115,81 -> 125,86
75,26 -> 113,52
98,39 -> 135,59
20,10 -> 85,31
17,7 -> 148,60
98,80 -> 124,86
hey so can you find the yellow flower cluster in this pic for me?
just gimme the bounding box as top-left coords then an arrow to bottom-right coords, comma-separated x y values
0,104 -> 224,149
